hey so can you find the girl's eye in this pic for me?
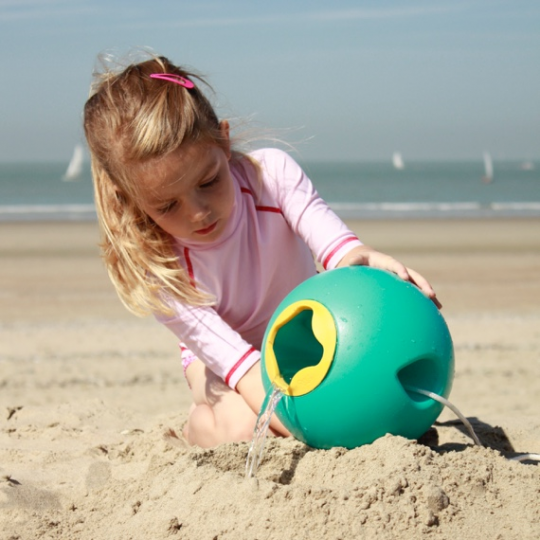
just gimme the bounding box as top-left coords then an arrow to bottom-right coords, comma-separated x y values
158,201 -> 177,214
201,176 -> 219,188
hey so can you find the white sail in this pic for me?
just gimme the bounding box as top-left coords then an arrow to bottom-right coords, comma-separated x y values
63,144 -> 84,181
482,152 -> 493,183
392,152 -> 404,170
520,161 -> 534,171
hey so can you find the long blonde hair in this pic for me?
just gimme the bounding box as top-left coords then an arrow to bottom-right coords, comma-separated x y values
84,54 -> 240,316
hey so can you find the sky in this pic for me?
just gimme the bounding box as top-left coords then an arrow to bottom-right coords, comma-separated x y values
0,0 -> 539,163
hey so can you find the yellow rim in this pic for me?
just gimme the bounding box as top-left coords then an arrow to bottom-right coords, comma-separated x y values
264,300 -> 336,396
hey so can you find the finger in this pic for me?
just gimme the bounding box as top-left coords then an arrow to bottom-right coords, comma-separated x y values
406,267 -> 434,294
383,257 -> 410,281
407,268 -> 443,309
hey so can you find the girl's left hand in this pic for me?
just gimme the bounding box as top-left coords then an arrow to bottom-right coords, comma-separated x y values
337,245 -> 442,309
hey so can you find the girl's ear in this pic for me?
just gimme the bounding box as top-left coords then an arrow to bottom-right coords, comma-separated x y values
219,120 -> 231,159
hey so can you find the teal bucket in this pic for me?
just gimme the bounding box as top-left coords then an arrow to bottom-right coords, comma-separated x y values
261,266 -> 454,449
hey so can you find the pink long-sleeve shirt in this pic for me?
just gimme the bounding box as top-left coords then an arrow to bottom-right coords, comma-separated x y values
156,148 -> 362,389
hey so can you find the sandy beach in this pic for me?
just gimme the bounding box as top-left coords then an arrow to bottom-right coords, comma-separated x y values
1,218 -> 539,539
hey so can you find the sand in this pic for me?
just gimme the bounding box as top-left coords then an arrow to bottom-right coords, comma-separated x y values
1,219 -> 539,539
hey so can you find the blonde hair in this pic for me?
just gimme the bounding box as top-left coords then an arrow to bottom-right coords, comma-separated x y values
84,54 -> 241,316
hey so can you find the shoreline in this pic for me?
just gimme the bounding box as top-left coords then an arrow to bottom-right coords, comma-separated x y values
2,208 -> 540,222
2,215 -> 539,243
2,217 -> 539,318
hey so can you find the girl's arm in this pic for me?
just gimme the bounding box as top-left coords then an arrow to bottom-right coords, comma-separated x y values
259,149 -> 441,308
337,244 -> 442,309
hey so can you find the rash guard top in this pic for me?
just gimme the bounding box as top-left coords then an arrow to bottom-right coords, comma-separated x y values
156,148 -> 362,389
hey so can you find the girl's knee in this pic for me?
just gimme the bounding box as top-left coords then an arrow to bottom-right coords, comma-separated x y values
225,415 -> 257,443
186,403 -> 219,447
186,401 -> 256,447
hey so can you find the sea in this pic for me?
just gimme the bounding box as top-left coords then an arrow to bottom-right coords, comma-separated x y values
1,159 -> 539,221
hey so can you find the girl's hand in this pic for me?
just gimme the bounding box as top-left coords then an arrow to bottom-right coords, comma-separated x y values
337,245 -> 442,309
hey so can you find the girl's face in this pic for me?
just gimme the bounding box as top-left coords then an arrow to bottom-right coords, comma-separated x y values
137,122 -> 235,243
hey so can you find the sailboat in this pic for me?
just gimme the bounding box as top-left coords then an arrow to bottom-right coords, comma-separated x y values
481,152 -> 493,184
63,144 -> 84,181
392,152 -> 405,170
520,161 -> 535,171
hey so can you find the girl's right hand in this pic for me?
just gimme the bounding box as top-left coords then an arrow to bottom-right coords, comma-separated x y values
337,245 -> 442,309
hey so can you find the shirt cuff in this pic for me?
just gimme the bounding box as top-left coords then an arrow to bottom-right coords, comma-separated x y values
225,347 -> 261,390
322,236 -> 363,270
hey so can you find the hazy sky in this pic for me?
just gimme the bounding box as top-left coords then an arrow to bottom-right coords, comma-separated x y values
1,0 -> 539,162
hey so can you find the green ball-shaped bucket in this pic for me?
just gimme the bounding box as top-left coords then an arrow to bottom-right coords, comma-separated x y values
261,266 -> 454,449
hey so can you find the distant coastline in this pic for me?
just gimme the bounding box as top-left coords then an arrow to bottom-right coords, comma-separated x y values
1,159 -> 539,221
3,202 -> 540,222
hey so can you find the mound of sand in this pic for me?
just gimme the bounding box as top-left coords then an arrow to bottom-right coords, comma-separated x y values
1,399 -> 539,540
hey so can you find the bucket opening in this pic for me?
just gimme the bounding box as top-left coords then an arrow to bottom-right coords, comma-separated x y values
273,308 -> 324,384
264,299 -> 336,397
397,357 -> 440,403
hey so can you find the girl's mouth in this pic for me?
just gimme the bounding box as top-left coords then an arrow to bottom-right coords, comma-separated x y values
195,221 -> 217,235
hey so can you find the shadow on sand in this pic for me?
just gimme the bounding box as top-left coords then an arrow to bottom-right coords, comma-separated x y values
419,417 -> 538,465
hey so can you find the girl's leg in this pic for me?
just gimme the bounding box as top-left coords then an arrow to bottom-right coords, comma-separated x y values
183,359 -> 259,448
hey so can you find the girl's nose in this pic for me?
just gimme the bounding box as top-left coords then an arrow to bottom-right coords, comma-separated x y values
186,195 -> 210,222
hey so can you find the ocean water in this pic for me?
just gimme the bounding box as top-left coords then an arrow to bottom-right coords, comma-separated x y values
0,159 -> 539,221
1,162 -> 95,221
301,159 -> 540,219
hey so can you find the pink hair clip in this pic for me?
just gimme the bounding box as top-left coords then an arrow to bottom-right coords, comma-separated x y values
149,73 -> 195,89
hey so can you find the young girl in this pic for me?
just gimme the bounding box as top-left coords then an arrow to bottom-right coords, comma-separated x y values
84,54 -> 440,448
